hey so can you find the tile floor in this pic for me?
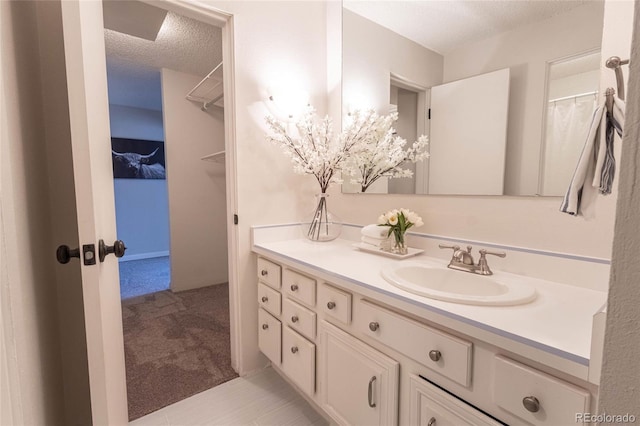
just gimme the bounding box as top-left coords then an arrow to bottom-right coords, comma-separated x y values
129,367 -> 328,426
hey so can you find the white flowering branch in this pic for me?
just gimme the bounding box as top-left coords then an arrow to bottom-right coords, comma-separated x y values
342,109 -> 429,193
266,106 -> 354,192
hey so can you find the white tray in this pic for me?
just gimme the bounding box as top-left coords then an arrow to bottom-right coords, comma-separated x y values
352,242 -> 424,259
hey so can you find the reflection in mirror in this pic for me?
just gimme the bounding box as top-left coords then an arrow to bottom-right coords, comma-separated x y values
342,1 -> 605,196
539,51 -> 600,196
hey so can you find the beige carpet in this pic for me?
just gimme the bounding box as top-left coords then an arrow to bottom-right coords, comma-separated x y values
122,283 -> 238,420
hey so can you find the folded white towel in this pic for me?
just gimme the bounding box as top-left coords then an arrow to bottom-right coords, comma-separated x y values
561,105 -> 605,216
361,235 -> 389,246
361,224 -> 388,239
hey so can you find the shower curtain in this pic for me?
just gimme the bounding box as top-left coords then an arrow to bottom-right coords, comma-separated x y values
541,96 -> 597,196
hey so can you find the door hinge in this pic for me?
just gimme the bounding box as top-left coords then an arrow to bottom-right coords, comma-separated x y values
428,108 -> 431,120
233,214 -> 238,225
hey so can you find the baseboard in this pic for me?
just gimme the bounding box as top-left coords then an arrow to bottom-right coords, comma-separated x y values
119,251 -> 170,262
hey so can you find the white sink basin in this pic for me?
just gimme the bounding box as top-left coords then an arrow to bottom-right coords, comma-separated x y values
381,261 -> 536,306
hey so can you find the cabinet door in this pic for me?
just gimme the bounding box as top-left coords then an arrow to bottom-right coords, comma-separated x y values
258,308 -> 281,365
320,321 -> 399,426
282,326 -> 316,396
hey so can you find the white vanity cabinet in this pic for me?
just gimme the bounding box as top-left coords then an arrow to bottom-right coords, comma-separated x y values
320,321 -> 399,426
255,255 -> 595,426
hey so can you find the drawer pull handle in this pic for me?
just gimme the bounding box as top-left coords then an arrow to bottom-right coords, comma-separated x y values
291,315 -> 299,323
261,323 -> 269,330
261,269 -> 268,276
290,284 -> 299,291
261,296 -> 268,303
291,346 -> 298,354
427,417 -> 436,426
522,396 -> 540,413
429,350 -> 442,362
369,322 -> 379,332
367,376 -> 377,408
327,301 -> 336,310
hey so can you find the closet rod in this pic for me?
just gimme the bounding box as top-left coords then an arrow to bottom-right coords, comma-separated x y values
605,56 -> 630,101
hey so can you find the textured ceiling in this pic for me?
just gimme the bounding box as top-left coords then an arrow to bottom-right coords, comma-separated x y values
344,0 -> 599,54
105,10 -> 221,111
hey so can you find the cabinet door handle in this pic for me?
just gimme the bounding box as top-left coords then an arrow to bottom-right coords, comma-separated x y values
261,296 -> 268,303
427,417 -> 436,426
369,322 -> 379,332
261,269 -> 268,276
261,323 -> 269,330
429,350 -> 442,362
327,301 -> 336,310
522,396 -> 540,413
291,315 -> 299,323
290,284 -> 299,291
368,376 -> 377,408
291,346 -> 298,354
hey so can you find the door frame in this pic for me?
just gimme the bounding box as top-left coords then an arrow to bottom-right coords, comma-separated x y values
389,73 -> 429,194
146,0 -> 241,372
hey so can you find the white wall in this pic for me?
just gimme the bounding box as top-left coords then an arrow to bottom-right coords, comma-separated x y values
205,0 -> 330,373
161,68 -> 227,292
342,9 -> 442,194
0,1 -> 65,424
443,2 -> 604,196
598,0 -> 638,415
109,104 -> 170,259
342,9 -> 443,114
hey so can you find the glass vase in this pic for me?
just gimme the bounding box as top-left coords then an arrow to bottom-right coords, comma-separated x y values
301,193 -> 342,242
392,229 -> 408,255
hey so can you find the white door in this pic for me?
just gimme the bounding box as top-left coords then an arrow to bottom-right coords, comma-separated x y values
60,1 -> 128,424
428,68 -> 510,195
320,321 -> 399,426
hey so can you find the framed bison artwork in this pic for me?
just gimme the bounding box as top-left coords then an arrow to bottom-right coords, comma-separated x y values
111,138 -> 166,179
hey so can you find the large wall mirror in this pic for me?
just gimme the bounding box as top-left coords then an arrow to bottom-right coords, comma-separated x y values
341,1 -> 605,196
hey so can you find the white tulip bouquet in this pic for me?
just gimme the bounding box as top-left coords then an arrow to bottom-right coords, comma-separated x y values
377,208 -> 424,254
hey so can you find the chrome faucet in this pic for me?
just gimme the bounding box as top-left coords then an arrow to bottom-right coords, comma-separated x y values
439,244 -> 506,276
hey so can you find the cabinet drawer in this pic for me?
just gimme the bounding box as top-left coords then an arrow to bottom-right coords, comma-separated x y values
257,257 -> 281,289
258,308 -> 281,365
358,300 -> 472,387
493,356 -> 590,426
409,375 -> 501,426
282,326 -> 316,396
283,297 -> 317,340
318,283 -> 352,324
283,269 -> 316,307
258,283 -> 281,316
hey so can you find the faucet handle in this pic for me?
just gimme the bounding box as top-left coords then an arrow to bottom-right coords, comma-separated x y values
439,244 -> 460,252
477,249 -> 506,275
479,249 -> 506,258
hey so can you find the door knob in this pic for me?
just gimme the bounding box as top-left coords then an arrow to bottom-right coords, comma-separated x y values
98,239 -> 126,262
56,245 -> 80,264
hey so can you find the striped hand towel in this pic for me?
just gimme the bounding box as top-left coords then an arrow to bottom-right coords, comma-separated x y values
560,105 -> 605,216
593,96 -> 625,194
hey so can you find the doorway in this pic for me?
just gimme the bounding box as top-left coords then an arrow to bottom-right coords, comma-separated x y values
103,1 -> 236,419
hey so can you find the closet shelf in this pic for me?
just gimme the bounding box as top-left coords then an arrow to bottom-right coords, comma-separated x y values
187,62 -> 224,111
201,151 -> 225,163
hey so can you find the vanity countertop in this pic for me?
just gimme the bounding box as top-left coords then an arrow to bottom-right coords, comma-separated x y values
252,236 -> 607,381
